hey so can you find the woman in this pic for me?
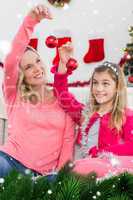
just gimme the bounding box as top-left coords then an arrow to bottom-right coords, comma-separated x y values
0,4 -> 75,177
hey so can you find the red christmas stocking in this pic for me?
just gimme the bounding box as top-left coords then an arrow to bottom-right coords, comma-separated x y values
28,38 -> 38,50
52,37 -> 72,66
83,38 -> 105,63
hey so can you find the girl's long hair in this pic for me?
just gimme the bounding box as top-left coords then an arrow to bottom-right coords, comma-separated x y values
89,62 -> 127,131
17,46 -> 46,104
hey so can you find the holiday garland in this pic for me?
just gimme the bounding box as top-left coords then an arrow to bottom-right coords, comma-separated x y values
0,162 -> 133,200
47,80 -> 90,88
80,103 -> 91,157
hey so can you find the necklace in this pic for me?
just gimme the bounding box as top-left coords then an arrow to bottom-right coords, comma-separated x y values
80,103 -> 91,158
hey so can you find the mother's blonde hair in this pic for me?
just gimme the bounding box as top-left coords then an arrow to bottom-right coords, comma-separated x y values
89,62 -> 127,132
17,46 -> 46,104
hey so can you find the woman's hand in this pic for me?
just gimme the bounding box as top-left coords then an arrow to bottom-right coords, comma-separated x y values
29,4 -> 53,21
58,42 -> 74,74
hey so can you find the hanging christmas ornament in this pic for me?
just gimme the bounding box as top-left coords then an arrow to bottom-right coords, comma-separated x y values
128,26 -> 133,43
45,35 -> 58,48
50,57 -> 78,75
123,47 -> 127,52
48,0 -> 71,8
66,58 -> 78,74
128,26 -> 133,35
45,35 -> 77,74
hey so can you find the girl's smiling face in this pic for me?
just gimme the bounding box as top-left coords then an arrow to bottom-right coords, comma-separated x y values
92,71 -> 117,107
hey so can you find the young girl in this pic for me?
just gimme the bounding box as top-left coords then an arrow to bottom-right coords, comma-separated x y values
54,43 -> 133,177
0,5 -> 75,178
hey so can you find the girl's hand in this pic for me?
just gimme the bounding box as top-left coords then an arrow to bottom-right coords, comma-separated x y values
59,42 -> 74,65
58,42 -> 74,74
29,4 -> 53,21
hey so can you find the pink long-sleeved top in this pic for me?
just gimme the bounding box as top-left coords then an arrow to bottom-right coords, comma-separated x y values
54,73 -> 133,156
0,15 -> 75,174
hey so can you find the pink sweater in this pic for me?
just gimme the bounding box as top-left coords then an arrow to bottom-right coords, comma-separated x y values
0,15 -> 75,174
54,73 -> 133,156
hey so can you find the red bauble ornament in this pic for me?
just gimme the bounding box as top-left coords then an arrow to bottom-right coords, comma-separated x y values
45,35 -> 58,48
66,58 -> 78,74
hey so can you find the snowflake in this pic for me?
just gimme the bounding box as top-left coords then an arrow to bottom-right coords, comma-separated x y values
0,178 -> 5,184
47,189 -> 52,194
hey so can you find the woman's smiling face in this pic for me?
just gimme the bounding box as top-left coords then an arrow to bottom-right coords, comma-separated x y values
20,49 -> 46,87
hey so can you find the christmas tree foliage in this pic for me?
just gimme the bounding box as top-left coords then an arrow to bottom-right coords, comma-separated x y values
0,163 -> 133,200
120,26 -> 133,86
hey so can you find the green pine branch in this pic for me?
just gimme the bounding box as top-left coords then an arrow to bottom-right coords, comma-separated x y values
0,164 -> 133,200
